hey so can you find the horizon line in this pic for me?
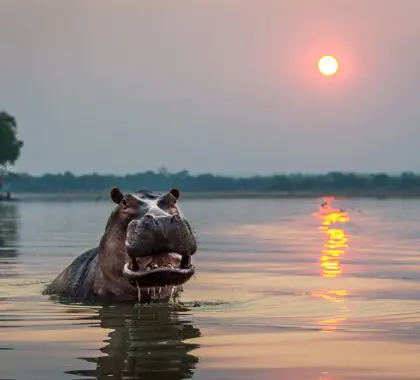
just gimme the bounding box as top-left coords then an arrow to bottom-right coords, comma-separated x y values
7,170 -> 420,178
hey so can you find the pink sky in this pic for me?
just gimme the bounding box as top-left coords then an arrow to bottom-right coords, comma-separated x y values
1,0 -> 419,175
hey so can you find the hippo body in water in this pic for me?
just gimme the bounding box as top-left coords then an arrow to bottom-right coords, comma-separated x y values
43,188 -> 197,304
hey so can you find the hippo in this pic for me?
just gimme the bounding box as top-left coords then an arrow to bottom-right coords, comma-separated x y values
43,187 -> 198,304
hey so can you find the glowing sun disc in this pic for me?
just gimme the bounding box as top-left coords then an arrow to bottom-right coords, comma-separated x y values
318,56 -> 339,76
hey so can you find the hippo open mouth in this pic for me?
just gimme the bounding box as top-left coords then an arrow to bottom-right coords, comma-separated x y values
121,190 -> 197,288
123,252 -> 195,288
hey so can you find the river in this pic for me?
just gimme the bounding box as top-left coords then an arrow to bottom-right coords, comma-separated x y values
1,196 -> 419,379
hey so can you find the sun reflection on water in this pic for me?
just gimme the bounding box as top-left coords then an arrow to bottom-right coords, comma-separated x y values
313,197 -> 351,333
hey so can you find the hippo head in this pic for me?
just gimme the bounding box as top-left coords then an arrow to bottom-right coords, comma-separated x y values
110,187 -> 197,289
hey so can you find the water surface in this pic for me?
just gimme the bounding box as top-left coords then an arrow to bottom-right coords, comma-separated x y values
1,197 -> 420,379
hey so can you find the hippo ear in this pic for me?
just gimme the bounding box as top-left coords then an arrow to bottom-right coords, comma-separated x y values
169,188 -> 180,200
110,187 -> 124,204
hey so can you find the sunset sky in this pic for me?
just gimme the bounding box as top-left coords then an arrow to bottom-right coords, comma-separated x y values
1,0 -> 419,175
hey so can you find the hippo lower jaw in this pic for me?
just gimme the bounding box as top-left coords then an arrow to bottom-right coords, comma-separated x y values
122,253 -> 195,287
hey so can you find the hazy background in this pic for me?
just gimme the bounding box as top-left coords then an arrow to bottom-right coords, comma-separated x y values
1,0 -> 419,176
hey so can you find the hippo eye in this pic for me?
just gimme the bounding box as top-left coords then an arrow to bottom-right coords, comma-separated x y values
121,199 -> 127,207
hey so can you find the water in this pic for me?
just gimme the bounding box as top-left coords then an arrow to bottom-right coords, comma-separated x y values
1,197 -> 420,380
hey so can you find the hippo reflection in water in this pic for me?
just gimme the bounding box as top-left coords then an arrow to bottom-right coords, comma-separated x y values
64,305 -> 201,379
43,187 -> 198,303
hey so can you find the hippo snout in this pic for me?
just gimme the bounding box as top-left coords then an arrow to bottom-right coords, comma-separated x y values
142,214 -> 160,229
125,213 -> 197,258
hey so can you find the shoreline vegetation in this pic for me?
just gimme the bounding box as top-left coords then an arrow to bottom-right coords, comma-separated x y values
2,170 -> 420,200
6,191 -> 420,202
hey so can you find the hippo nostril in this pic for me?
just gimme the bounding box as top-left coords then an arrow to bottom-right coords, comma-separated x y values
143,214 -> 158,228
170,215 -> 182,224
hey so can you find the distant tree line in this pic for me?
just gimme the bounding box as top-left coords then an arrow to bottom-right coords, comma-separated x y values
1,110 -> 420,196
4,170 -> 420,194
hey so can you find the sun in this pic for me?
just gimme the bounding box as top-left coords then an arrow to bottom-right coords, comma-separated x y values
318,55 -> 339,76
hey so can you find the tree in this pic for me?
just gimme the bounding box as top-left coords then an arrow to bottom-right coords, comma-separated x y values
0,111 -> 23,169
0,111 -> 23,191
